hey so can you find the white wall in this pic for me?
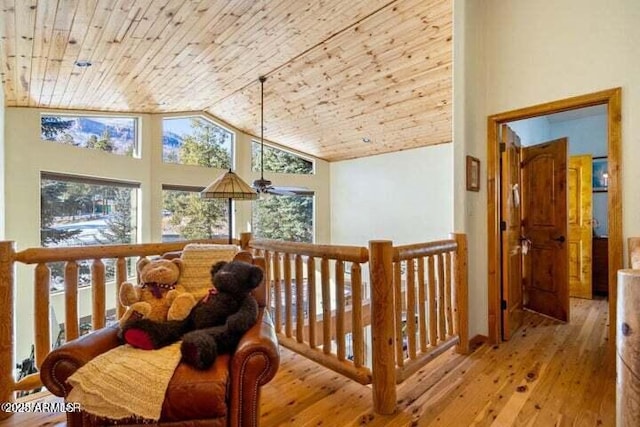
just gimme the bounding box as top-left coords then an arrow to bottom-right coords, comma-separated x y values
4,107 -> 329,361
453,0 -> 488,338
456,0 -> 640,338
330,143 -> 453,246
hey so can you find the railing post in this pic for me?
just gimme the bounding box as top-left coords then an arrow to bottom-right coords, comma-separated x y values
240,232 -> 252,251
451,233 -> 469,354
0,241 -> 15,419
368,240 -> 396,415
617,269 -> 640,426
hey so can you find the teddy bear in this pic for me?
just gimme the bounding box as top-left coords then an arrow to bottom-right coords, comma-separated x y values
118,258 -> 198,326
119,259 -> 263,370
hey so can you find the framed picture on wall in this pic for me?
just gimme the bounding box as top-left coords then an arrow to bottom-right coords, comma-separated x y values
466,155 -> 480,192
592,156 -> 608,192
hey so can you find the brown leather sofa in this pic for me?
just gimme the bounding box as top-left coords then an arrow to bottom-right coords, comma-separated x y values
40,253 -> 279,427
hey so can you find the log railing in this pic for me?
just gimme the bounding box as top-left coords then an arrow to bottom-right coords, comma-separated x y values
0,238 -> 230,418
0,233 -> 468,418
244,232 -> 468,414
616,237 -> 640,426
247,237 -> 373,386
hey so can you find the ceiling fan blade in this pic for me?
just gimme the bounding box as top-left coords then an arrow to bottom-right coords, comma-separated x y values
268,186 -> 314,196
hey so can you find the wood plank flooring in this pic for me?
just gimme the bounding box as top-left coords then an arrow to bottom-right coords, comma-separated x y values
1,297 -> 615,427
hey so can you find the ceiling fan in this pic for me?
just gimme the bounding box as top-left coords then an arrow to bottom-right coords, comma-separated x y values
252,76 -> 313,197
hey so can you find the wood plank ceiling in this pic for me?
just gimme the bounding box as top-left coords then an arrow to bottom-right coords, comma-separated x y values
0,0 -> 452,162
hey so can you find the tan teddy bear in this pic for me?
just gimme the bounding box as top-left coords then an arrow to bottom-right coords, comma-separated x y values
118,258 -> 198,326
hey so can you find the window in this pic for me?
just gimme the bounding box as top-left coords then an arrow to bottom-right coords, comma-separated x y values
163,116 -> 233,168
252,194 -> 314,243
41,115 -> 138,157
40,173 -> 139,292
162,186 -> 229,241
252,141 -> 313,174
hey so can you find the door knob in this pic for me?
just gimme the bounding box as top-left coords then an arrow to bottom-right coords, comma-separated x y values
552,235 -> 566,243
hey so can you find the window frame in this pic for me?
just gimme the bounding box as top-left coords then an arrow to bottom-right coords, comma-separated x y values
40,113 -> 141,158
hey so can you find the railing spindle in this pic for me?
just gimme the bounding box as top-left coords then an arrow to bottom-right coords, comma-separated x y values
64,261 -> 79,341
34,263 -> 50,369
417,257 -> 427,352
351,263 -> 364,368
445,252 -> 453,337
427,255 -> 437,346
321,258 -> 331,354
295,255 -> 304,343
115,257 -> 127,319
273,251 -> 282,333
307,257 -> 317,348
91,259 -> 106,331
336,260 -> 345,361
437,254 -> 446,341
406,259 -> 416,359
393,260 -> 404,367
284,254 -> 292,338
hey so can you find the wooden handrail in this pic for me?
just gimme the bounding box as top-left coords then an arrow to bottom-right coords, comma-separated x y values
393,239 -> 457,261
249,238 -> 369,263
14,238 -> 229,264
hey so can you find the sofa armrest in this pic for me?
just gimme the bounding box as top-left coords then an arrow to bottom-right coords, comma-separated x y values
229,308 -> 280,427
40,325 -> 122,397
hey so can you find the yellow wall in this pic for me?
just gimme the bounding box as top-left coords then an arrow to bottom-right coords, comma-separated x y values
4,107 -> 329,361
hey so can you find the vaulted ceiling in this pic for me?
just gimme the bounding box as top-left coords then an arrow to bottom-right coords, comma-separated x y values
0,0 -> 452,162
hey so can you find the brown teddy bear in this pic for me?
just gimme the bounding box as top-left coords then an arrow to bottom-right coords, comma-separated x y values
118,258 -> 198,326
121,259 -> 262,370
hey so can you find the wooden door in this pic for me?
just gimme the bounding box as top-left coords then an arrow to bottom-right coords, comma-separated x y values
521,138 -> 569,322
500,125 -> 523,340
568,155 -> 593,299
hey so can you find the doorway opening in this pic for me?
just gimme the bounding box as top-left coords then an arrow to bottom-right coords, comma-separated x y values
486,88 -> 622,345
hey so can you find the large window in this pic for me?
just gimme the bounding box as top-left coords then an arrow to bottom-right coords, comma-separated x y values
40,173 -> 139,291
163,116 -> 233,168
252,195 -> 314,243
252,141 -> 313,174
41,115 -> 138,157
162,186 -> 229,241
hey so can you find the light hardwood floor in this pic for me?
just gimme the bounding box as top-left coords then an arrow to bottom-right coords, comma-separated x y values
1,297 -> 615,427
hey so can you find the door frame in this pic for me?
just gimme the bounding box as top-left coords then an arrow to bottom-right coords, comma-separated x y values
487,88 -> 622,345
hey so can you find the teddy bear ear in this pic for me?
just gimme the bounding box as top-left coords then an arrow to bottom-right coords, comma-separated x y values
171,258 -> 184,272
211,261 -> 227,276
137,257 -> 151,273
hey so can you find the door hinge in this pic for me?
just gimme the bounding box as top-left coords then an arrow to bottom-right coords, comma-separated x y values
499,142 -> 506,153
500,220 -> 507,231
501,300 -> 507,310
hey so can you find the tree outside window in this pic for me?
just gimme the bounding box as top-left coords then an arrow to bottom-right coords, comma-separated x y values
40,174 -> 138,292
163,117 -> 233,168
252,195 -> 313,243
162,188 -> 228,241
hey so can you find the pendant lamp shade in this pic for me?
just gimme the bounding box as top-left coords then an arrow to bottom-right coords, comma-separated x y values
201,169 -> 258,200
201,169 -> 257,243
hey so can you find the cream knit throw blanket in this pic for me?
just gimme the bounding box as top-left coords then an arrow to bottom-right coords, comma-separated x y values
67,342 -> 182,422
66,244 -> 239,422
